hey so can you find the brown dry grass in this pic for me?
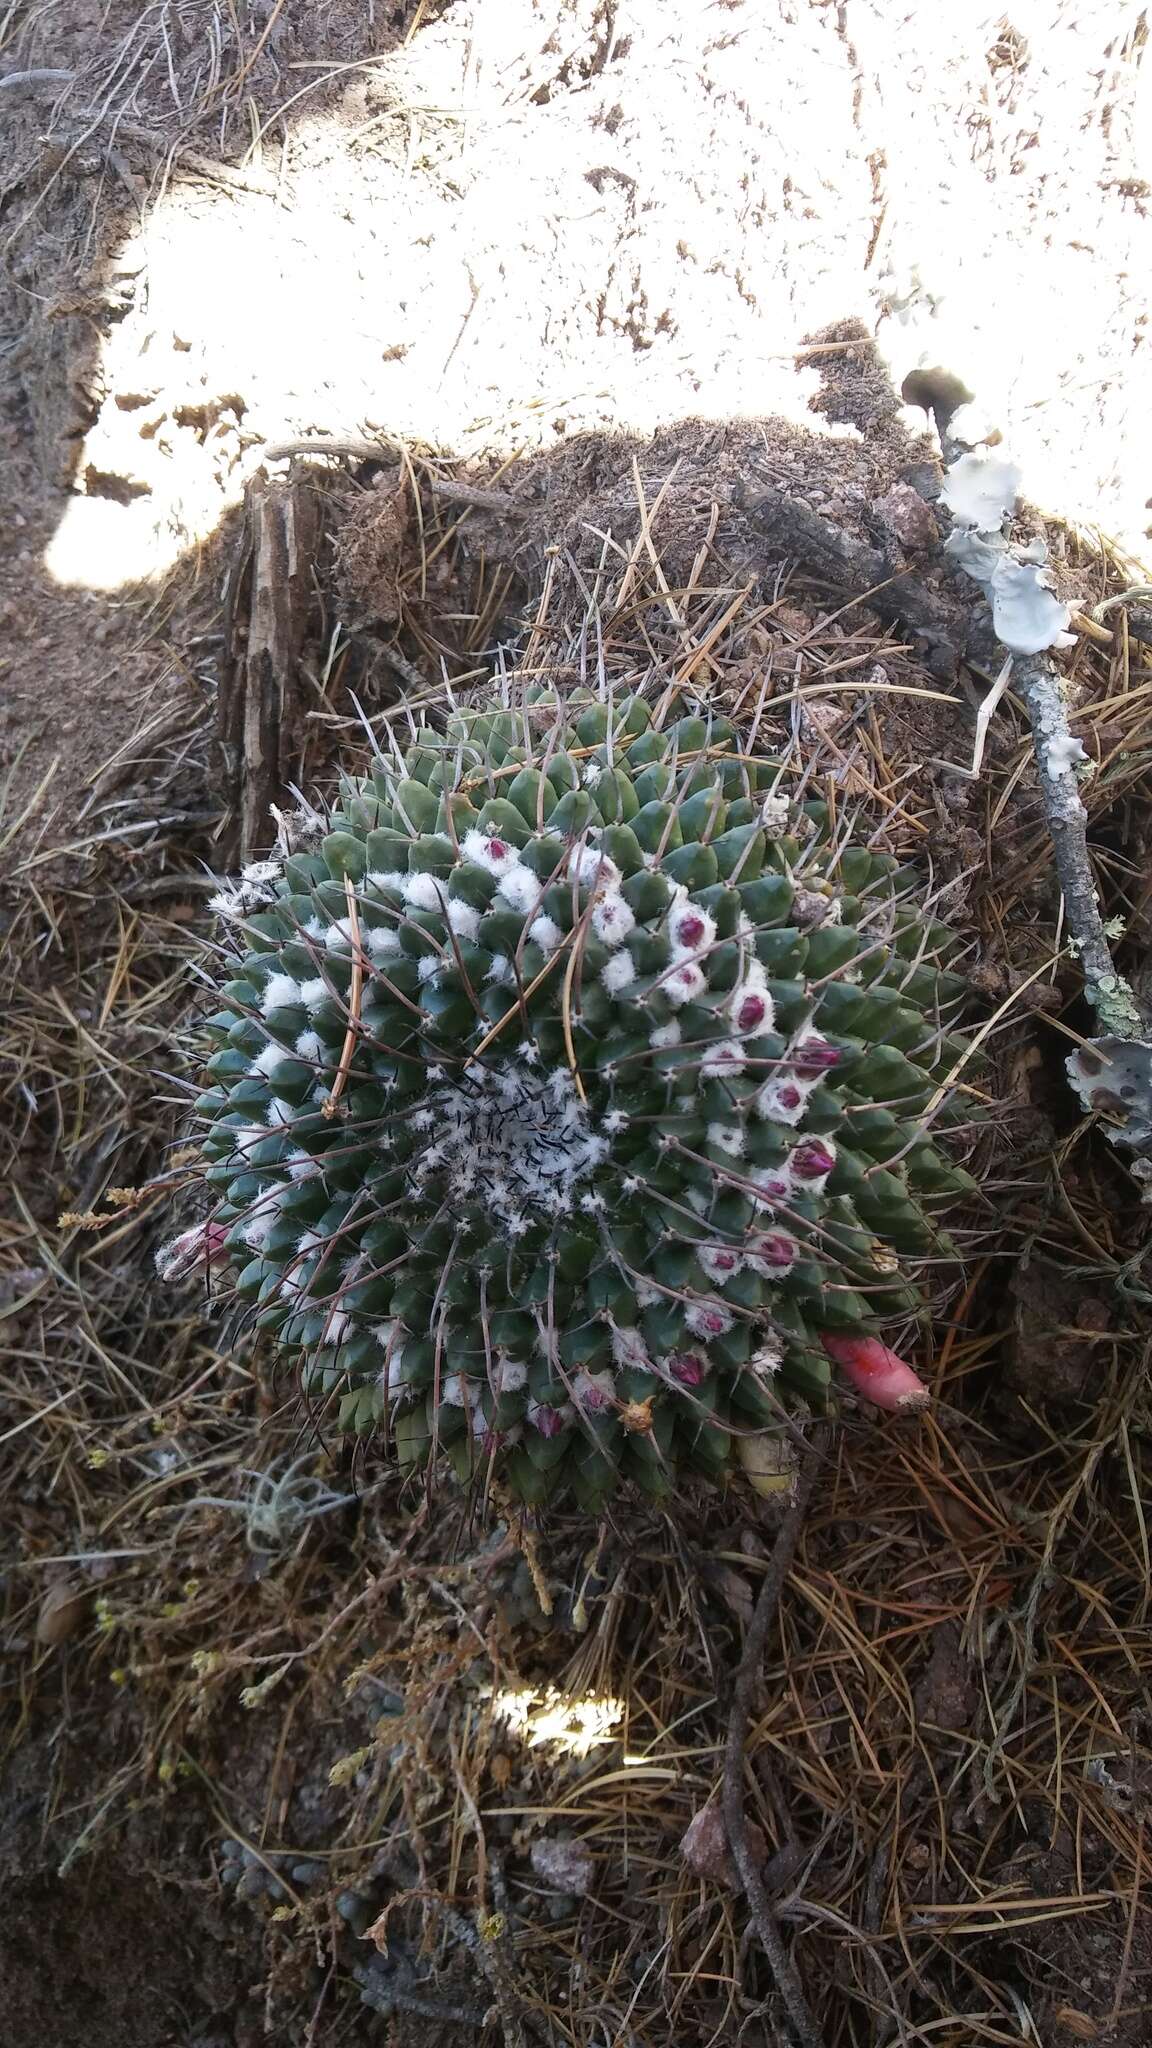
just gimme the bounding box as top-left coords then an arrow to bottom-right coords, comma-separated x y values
3,469 -> 1152,2045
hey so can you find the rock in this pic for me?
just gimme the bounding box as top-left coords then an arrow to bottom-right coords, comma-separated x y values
680,1802 -> 767,1889
529,1835 -> 595,1896
872,482 -> 940,553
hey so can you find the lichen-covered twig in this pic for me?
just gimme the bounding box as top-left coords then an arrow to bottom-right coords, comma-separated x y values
936,424 -> 1148,1042
1011,651 -> 1145,1038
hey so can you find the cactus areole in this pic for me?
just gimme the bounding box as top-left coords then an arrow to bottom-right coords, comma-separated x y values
177,691 -> 975,1509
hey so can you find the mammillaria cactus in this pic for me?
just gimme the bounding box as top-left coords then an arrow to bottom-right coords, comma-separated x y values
170,689 -> 976,1510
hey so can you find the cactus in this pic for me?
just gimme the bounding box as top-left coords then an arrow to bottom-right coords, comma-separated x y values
174,690 -> 976,1510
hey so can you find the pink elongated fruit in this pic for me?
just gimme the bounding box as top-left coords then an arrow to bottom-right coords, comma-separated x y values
820,1332 -> 930,1412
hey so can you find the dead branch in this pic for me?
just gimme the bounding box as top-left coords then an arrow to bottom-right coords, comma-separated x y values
735,485 -> 963,679
723,1432 -> 828,2048
217,475 -> 322,865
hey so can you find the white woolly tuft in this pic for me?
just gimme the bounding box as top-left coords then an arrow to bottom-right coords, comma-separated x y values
749,1336 -> 785,1377
649,1019 -> 682,1049
447,898 -> 481,940
413,1059 -> 607,1234
266,1097 -> 297,1128
299,977 -> 329,1012
684,1300 -> 734,1338
751,1164 -> 793,1210
486,954 -> 516,985
294,1030 -> 325,1064
365,923 -> 401,959
286,1148 -> 317,1180
304,915 -> 328,940
701,1040 -> 746,1079
403,870 -> 447,912
250,1042 -> 289,1078
668,898 -> 717,959
324,917 -> 355,952
417,954 -> 440,983
610,1325 -> 653,1372
706,1118 -> 745,1157
462,828 -> 521,877
572,1368 -> 616,1412
528,914 -> 563,954
441,1373 -> 468,1407
697,1244 -> 744,1284
366,869 -> 408,897
591,891 -> 635,945
260,972 -> 302,1014
568,843 -> 621,890
601,950 -> 636,994
498,1357 -> 528,1392
664,962 -> 706,1008
241,1188 -> 285,1251
497,864 -> 543,914
756,1076 -> 817,1127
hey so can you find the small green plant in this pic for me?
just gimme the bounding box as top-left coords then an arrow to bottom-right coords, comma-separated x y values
166,690 -> 976,1509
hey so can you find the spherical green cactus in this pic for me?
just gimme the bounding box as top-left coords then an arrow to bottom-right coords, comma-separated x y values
172,690 -> 976,1510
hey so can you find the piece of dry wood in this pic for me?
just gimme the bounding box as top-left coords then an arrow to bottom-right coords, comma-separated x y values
722,1431 -> 828,2048
217,475 -> 321,865
735,485 -> 963,678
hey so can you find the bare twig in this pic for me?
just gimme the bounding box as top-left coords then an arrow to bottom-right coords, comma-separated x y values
723,1432 -> 828,2048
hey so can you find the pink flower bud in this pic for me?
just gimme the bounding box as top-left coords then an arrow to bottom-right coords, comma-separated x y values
485,837 -> 508,861
674,911 -> 707,949
666,1350 -> 707,1386
820,1332 -> 930,1412
735,992 -> 768,1032
791,1140 -> 836,1181
792,1035 -> 841,1075
750,1231 -> 796,1270
777,1084 -> 802,1111
528,1402 -> 566,1438
155,1218 -> 230,1283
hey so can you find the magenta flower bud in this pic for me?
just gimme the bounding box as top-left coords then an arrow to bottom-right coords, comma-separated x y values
155,1217 -> 230,1283
735,993 -> 768,1032
791,1140 -> 836,1181
486,837 -> 508,861
776,1083 -> 803,1111
529,1402 -> 565,1438
667,1350 -> 707,1386
793,1035 -> 841,1075
674,912 -> 706,948
752,1231 -> 796,1269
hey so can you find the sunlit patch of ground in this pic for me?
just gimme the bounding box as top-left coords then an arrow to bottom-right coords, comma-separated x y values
36,0 -> 1152,593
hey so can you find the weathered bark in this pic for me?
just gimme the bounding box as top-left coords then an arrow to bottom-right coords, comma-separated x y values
735,484 -> 965,678
217,475 -> 321,866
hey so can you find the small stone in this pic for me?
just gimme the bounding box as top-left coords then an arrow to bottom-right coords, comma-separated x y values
530,1836 -> 595,1896
872,482 -> 939,552
680,1802 -> 768,1888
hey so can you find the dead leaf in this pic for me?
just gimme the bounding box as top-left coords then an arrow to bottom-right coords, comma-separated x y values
36,1580 -> 91,1647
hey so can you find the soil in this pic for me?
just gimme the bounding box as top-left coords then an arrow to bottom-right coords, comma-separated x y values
4,3 -> 1152,2045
